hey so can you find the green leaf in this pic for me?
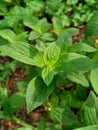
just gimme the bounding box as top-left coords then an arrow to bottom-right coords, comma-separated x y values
55,53 -> 98,72
29,31 -> 40,40
50,93 -> 59,107
54,53 -> 85,72
0,19 -> 9,29
67,72 -> 89,87
0,31 -> 28,44
40,33 -> 55,41
4,0 -> 12,3
0,2 -> 8,15
55,57 -> 98,72
0,86 -> 8,100
23,8 -> 38,29
74,125 -> 98,130
50,106 -> 79,125
26,1 -> 45,12
93,51 -> 98,61
68,43 -> 96,52
56,28 -> 79,48
0,29 -> 16,42
38,118 -> 46,130
16,81 -> 27,93
65,28 -> 79,35
45,123 -> 62,130
0,64 -> 4,70
90,68 -> 98,95
42,67 -> 54,86
83,91 -> 98,125
62,15 -> 70,27
0,42 -> 43,67
9,92 -> 25,113
76,85 -> 87,101
2,99 -> 13,116
36,18 -> 51,34
64,53 -> 91,62
64,58 -> 97,72
0,112 -> 8,119
44,43 -> 60,66
67,0 -> 78,5
26,77 -> 55,112
14,32 -> 28,43
46,0 -> 62,11
52,17 -> 63,35
69,94 -> 81,108
85,11 -> 98,37
6,5 -> 24,27
9,60 -> 17,72
35,40 -> 46,52
25,18 -> 51,34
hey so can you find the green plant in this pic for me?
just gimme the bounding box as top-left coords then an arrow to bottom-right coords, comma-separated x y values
1,0 -> 98,130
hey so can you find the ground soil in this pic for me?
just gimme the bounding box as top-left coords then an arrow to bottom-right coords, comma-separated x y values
0,24 -> 85,130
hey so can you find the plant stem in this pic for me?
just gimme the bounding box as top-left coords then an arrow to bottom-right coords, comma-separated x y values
12,116 -> 35,129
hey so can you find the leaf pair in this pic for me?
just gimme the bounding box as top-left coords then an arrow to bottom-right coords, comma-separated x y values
42,43 -> 60,86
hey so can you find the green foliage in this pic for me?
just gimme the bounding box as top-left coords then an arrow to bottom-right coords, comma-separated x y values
0,42 -> 43,67
86,11 -> 98,37
68,42 -> 96,52
0,86 -> 25,117
26,77 -> 55,112
43,43 -> 60,67
75,125 -> 98,130
82,92 -> 98,128
50,106 -> 79,125
90,68 -> 98,95
42,67 -> 54,86
37,118 -> 46,130
67,72 -> 89,87
9,92 -> 25,113
52,17 -> 63,35
75,119 -> 98,129
0,1 -> 98,130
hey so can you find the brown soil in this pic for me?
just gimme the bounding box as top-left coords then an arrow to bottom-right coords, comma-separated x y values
72,24 -> 85,43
